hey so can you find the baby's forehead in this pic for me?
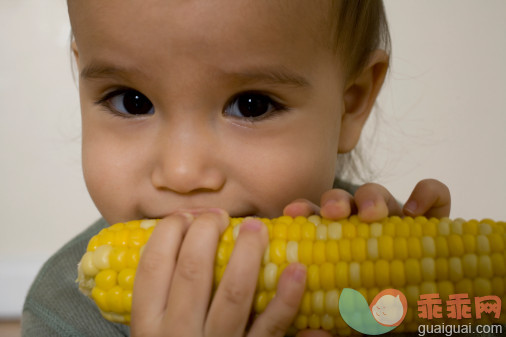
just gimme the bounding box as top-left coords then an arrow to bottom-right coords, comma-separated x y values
68,0 -> 336,46
69,0 -> 340,78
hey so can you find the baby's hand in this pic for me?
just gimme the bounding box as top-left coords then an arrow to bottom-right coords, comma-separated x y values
130,209 -> 307,337
284,178 -> 451,222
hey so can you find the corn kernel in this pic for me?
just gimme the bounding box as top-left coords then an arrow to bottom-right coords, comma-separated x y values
270,239 -> 287,265
391,260 -> 405,287
325,290 -> 339,315
327,222 -> 342,240
313,241 -> 326,265
286,241 -> 299,263
335,261 -> 349,288
320,262 -> 335,291
338,239 -> 352,262
117,268 -> 135,291
299,240 -> 313,265
394,237 -> 408,260
301,222 -> 316,241
407,237 -> 422,259
308,265 -> 320,291
325,241 -> 339,263
349,262 -> 361,288
375,259 -> 390,287
378,236 -> 394,260
360,261 -> 374,288
366,237 -> 379,260
351,237 -> 367,262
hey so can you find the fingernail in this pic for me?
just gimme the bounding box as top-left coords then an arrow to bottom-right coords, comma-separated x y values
404,200 -> 418,214
289,263 -> 307,283
240,219 -> 262,232
179,212 -> 194,222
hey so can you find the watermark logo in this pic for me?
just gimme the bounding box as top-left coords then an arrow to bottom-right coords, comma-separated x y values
339,288 -> 408,335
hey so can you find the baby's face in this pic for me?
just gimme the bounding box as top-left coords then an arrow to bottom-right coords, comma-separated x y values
70,0 -> 348,223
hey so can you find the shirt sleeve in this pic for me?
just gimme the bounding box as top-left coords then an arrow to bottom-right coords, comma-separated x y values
22,218 -> 130,337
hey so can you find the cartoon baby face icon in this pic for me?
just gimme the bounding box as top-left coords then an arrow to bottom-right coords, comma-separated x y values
370,289 -> 408,327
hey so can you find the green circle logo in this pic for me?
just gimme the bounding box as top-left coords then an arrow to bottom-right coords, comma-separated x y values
339,288 -> 408,335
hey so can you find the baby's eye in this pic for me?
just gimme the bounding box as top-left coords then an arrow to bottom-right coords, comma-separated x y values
99,89 -> 154,116
224,92 -> 286,120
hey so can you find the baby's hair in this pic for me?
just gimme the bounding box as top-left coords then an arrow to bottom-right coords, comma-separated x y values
331,0 -> 391,82
330,1 -> 391,183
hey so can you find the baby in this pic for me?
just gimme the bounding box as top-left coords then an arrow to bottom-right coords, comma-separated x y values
22,1 -> 450,336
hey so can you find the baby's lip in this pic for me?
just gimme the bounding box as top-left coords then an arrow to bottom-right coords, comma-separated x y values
151,208 -> 256,219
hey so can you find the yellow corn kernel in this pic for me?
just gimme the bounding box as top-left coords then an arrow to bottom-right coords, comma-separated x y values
307,265 -> 320,291
272,223 -> 288,240
327,222 -> 342,240
325,289 -> 339,315
421,257 -> 436,282
462,234 -> 476,253
286,241 -> 299,263
367,237 -> 379,260
394,237 -> 408,260
298,240 -> 313,265
351,237 -> 367,262
375,259 -> 390,287
342,223 -> 356,239
95,269 -> 117,291
335,261 -> 349,288
320,262 -> 335,291
447,234 -> 464,257
117,268 -> 135,291
316,224 -> 327,240
325,241 -> 339,263
435,236 -> 449,257
338,239 -> 352,262
390,260 -> 405,287
422,221 -> 437,237
264,262 -> 279,291
491,253 -> 505,276
287,222 -> 301,241
478,255 -> 493,279
269,239 -> 287,265
378,236 -> 394,260
301,222 -> 316,241
109,247 -> 128,272
313,241 -> 326,265
405,259 -> 421,285
462,254 -> 478,278
360,261 -> 374,288
349,262 -> 361,289
476,235 -> 490,254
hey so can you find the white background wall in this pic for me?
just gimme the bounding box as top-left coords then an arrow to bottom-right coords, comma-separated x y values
1,0 -> 505,318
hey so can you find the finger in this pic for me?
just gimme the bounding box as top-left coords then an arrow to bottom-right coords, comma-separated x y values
248,263 -> 307,337
319,189 -> 356,220
403,179 -> 451,218
354,183 -> 403,222
205,219 -> 268,336
164,209 -> 229,331
131,213 -> 193,333
283,199 -> 320,218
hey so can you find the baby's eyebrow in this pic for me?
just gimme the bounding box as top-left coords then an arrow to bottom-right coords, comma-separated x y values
224,67 -> 311,88
80,62 -> 310,89
79,62 -> 142,81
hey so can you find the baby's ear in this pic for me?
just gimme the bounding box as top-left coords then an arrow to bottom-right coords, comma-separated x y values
71,39 -> 80,66
338,50 -> 389,153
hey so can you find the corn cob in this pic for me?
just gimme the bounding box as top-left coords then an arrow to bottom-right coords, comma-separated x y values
77,215 -> 506,334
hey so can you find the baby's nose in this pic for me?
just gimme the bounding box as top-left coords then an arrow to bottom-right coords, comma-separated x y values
150,127 -> 226,194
